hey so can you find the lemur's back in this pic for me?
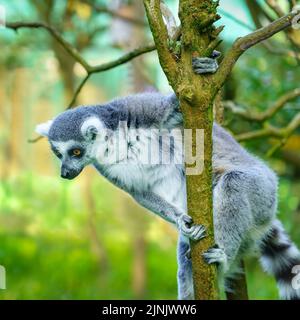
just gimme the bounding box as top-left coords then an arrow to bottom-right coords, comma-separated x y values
212,123 -> 272,173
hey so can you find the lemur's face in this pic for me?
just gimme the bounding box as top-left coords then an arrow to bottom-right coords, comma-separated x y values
49,139 -> 91,179
36,111 -> 106,180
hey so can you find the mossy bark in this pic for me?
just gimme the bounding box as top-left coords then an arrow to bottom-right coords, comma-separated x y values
176,0 -> 220,300
181,99 -> 218,300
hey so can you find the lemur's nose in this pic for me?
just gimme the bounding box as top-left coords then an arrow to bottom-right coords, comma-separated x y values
61,166 -> 70,179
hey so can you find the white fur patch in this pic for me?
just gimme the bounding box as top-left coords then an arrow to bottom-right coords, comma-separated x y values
81,117 -> 104,139
35,120 -> 53,137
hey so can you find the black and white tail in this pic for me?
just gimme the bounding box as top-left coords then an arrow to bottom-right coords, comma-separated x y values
260,220 -> 300,300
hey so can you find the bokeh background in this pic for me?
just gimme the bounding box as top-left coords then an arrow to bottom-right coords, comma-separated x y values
0,0 -> 299,299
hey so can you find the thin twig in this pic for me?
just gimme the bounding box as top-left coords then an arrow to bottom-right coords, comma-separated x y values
28,135 -> 44,143
223,88 -> 300,122
6,21 -> 157,142
67,74 -> 91,109
6,21 -> 91,71
235,113 -> 300,145
267,112 -> 300,156
143,0 -> 177,83
6,21 -> 156,75
80,0 -> 147,26
89,44 -> 156,73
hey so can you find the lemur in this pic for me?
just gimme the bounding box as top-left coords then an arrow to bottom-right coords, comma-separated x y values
36,55 -> 300,300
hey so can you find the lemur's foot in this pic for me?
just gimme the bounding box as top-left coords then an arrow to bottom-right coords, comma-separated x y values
177,214 -> 206,241
202,244 -> 228,271
192,50 -> 220,74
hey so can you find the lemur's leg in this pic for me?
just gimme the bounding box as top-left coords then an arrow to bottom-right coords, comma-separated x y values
192,50 -> 220,74
177,234 -> 194,300
203,171 -> 253,273
132,191 -> 206,241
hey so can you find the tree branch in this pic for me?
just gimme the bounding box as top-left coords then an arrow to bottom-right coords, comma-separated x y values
65,44 -> 156,109
267,113 -> 300,156
81,0 -> 147,26
66,74 -> 91,109
5,21 -> 156,142
143,0 -> 177,84
225,87 -> 300,156
223,88 -> 300,122
6,21 -> 91,71
213,10 -> 300,92
89,43 -> 156,74
6,21 -> 155,106
235,113 -> 300,145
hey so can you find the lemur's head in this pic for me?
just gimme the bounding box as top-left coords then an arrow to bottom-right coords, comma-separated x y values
36,107 -> 106,180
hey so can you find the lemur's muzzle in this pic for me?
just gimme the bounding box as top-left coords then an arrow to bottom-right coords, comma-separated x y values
61,165 -> 82,180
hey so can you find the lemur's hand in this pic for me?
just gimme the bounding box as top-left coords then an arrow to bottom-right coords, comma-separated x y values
202,244 -> 229,272
177,214 -> 206,241
192,50 -> 221,74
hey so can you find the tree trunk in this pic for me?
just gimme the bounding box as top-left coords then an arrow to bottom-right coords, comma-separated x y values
182,99 -> 218,299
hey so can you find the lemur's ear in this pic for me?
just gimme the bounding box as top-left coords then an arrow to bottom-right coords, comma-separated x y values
81,117 -> 103,141
35,120 -> 53,137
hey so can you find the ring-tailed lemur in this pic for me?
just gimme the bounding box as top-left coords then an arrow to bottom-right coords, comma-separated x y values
36,55 -> 300,300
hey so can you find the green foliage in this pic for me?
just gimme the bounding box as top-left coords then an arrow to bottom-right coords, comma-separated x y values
0,173 -> 178,299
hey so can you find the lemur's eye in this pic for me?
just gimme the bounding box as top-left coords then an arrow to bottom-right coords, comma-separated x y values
72,149 -> 82,156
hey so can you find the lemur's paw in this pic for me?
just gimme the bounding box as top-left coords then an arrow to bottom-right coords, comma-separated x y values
202,245 -> 228,271
192,51 -> 220,75
177,214 -> 206,241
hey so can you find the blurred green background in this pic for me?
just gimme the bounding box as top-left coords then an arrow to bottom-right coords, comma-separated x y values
0,0 -> 299,299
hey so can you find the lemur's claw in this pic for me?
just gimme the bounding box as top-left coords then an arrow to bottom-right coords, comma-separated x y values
202,245 -> 228,270
177,215 -> 206,241
192,50 -> 220,75
191,224 -> 207,241
181,214 -> 193,225
192,57 -> 218,74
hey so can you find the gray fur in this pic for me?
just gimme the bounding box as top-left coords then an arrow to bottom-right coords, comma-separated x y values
177,234 -> 194,300
48,93 -> 181,143
36,57 -> 299,300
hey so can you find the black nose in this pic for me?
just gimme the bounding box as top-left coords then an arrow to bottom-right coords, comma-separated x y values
61,166 -> 70,179
61,165 -> 82,180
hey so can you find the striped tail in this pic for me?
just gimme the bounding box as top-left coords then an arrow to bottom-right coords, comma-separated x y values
260,220 -> 300,300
